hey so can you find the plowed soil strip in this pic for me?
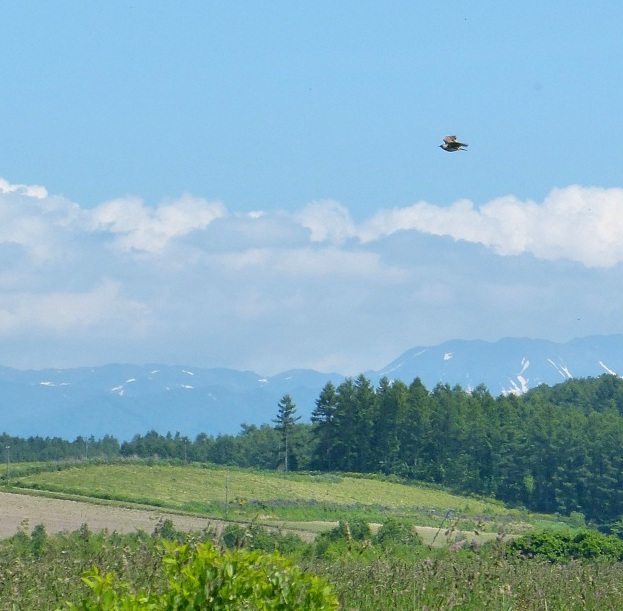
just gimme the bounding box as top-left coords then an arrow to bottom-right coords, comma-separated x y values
0,490 -> 215,538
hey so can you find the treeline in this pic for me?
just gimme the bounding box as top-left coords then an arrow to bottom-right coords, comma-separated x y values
308,374 -> 623,524
119,424 -> 313,471
4,374 -> 623,524
0,433 -> 120,462
0,424 -> 311,472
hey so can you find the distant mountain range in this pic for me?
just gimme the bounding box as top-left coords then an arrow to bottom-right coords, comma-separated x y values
2,335 -> 623,441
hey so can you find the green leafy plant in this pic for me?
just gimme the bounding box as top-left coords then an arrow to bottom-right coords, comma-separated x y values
220,523 -> 248,549
67,540 -> 338,610
508,529 -> 623,562
314,520 -> 373,559
374,517 -> 423,548
30,523 -> 48,558
220,523 -> 308,557
319,520 -> 371,545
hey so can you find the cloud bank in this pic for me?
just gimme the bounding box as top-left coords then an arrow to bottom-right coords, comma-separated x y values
1,179 -> 623,374
360,185 -> 623,267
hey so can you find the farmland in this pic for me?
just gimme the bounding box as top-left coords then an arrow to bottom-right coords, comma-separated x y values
2,460 -> 623,609
8,460 -> 536,539
0,490 -> 216,539
14,462 -> 496,513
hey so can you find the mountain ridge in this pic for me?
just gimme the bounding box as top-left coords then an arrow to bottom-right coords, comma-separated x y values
2,334 -> 623,440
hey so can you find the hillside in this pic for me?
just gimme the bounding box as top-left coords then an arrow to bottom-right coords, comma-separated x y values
7,461 -> 543,541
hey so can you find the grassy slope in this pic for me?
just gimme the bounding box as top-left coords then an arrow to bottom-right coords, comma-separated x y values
9,461 -> 559,543
15,463 -> 492,511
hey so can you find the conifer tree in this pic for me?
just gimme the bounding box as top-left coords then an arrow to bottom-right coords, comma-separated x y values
311,381 -> 338,470
273,394 -> 301,471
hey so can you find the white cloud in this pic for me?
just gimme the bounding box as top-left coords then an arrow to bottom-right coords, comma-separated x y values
0,177 -> 48,199
0,279 -> 151,334
90,193 -> 226,252
360,185 -> 623,268
2,177 -> 623,374
212,246 -> 388,279
0,184 -> 82,263
295,199 -> 356,243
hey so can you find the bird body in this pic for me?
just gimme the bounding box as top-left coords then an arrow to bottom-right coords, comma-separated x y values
440,135 -> 468,152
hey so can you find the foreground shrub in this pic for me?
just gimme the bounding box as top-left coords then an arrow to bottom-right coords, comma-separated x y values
220,523 -> 248,549
374,517 -> 423,548
508,529 -> 623,562
314,520 -> 373,559
220,523 -> 309,557
317,520 -> 371,545
68,540 -> 338,610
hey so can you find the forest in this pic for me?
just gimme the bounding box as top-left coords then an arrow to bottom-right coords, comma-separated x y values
3,374 -> 623,526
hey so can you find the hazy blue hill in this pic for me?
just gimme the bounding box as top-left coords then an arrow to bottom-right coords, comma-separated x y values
374,335 -> 623,395
2,335 -> 623,440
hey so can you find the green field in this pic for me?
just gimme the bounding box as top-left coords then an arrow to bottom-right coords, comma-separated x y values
10,460 -> 557,541
15,462 -> 490,510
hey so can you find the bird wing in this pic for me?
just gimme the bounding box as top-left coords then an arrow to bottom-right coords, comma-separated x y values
443,135 -> 457,144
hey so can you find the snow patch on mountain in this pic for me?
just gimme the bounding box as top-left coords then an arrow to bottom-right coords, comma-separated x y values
39,381 -> 71,387
506,375 -> 530,395
547,359 -> 573,380
516,375 -> 529,393
111,378 -> 137,396
599,361 -> 617,376
378,349 -> 428,377
380,362 -> 403,374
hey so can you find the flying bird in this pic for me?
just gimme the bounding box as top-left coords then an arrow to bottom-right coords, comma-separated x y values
440,135 -> 468,152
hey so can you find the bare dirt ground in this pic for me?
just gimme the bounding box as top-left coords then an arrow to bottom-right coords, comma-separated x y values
0,491 -> 499,546
0,490 -> 219,539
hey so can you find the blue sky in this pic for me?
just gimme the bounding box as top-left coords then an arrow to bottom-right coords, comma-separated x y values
1,2 -> 623,375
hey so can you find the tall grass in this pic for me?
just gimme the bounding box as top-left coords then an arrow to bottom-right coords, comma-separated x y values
2,523 -> 623,610
309,550 -> 623,610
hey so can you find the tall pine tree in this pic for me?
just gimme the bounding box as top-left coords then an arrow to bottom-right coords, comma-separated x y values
311,382 -> 338,470
273,394 -> 301,471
